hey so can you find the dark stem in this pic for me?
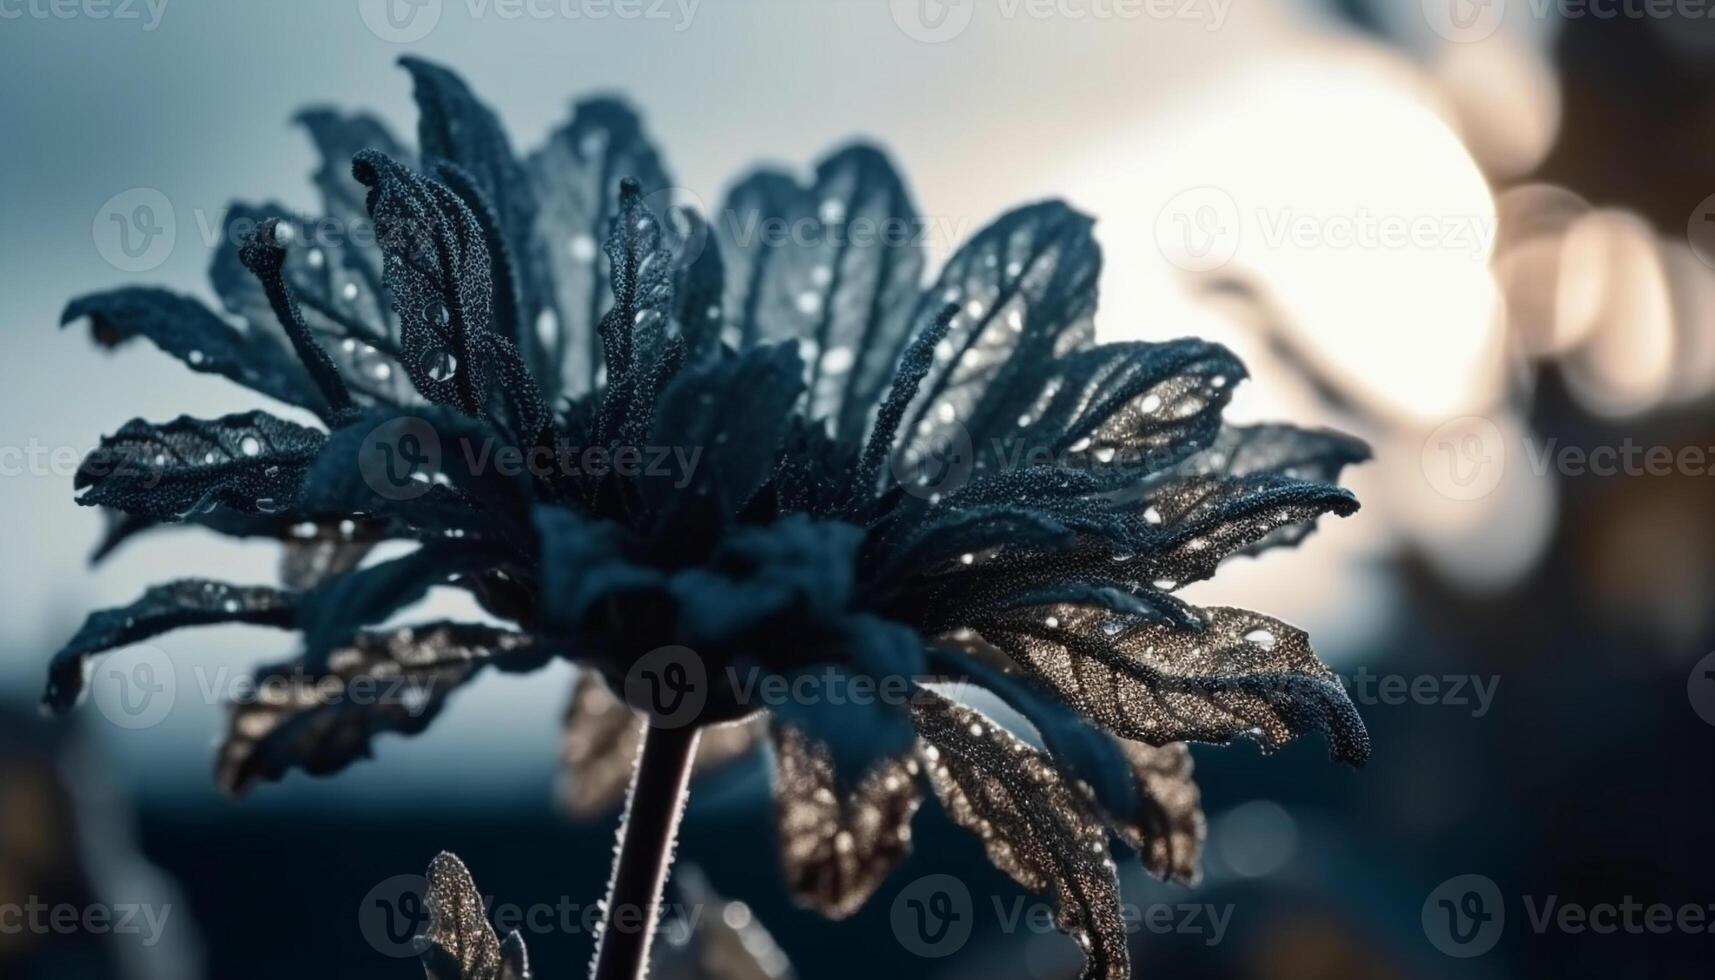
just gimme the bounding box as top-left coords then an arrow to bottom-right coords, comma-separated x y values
590,722 -> 701,980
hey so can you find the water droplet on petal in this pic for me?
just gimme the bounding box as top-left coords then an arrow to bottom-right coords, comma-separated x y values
186,349 -> 205,366
818,198 -> 846,224
1140,393 -> 1163,413
422,349 -> 459,383
569,234 -> 598,262
341,282 -> 360,302
306,247 -> 324,269
1245,628 -> 1278,650
1143,506 -> 1163,525
239,437 -> 261,457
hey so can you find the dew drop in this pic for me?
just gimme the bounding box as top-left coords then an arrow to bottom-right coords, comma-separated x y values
818,198 -> 846,224
810,264 -> 833,287
306,247 -> 325,269
1140,393 -> 1163,413
1094,446 -> 1116,464
795,291 -> 822,315
341,282 -> 360,302
239,437 -> 261,457
1005,308 -> 1024,332
569,234 -> 598,262
270,222 -> 295,246
1017,414 -> 1032,427
1143,506 -> 1163,525
1004,259 -> 1024,277
1101,619 -> 1124,637
1044,615 -> 1060,628
222,598 -> 241,613
422,349 -> 459,382
1153,578 -> 1177,590
964,299 -> 985,318
1245,628 -> 1278,650
959,552 -> 975,565
936,403 -> 957,424
1068,436 -> 1092,453
536,309 -> 559,348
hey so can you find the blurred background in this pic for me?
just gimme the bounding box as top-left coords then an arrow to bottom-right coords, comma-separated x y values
2,0 -> 1713,976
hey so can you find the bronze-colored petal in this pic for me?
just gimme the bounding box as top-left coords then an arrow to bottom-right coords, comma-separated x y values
976,604 -> 1369,765
419,852 -> 532,980
911,690 -> 1128,980
1108,740 -> 1204,885
560,674 -> 764,817
769,722 -> 921,919
216,623 -> 537,794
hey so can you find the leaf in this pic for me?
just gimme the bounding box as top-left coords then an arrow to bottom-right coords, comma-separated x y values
994,340 -> 1245,487
417,852 -> 533,980
527,97 -> 674,395
974,602 -> 1370,765
559,673 -> 762,817
62,287 -> 329,414
717,145 -> 925,442
352,150 -> 550,445
75,411 -> 325,520
770,721 -> 921,919
896,202 -> 1101,472
851,303 -> 955,502
912,690 -> 1129,980
1108,740 -> 1204,885
44,579 -> 296,712
402,56 -> 554,391
215,623 -> 547,794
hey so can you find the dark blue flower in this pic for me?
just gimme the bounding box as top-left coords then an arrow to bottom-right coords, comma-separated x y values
46,58 -> 1369,980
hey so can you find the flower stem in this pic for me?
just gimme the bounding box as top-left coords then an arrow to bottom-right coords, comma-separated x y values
590,722 -> 701,980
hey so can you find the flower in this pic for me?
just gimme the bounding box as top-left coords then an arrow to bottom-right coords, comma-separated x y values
45,57 -> 1369,980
